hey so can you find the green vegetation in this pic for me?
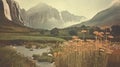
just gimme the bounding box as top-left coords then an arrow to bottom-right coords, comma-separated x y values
0,34 -> 65,45
50,28 -> 59,36
49,25 -> 120,41
32,52 -> 54,63
0,35 -> 64,41
0,46 -> 36,67
25,42 -> 48,49
68,29 -> 77,36
1,25 -> 120,42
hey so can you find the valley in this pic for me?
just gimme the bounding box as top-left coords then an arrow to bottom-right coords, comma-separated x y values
0,0 -> 120,67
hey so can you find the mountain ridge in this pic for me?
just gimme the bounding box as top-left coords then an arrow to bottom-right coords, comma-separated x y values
72,5 -> 120,28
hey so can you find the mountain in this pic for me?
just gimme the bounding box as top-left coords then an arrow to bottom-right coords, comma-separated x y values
0,0 -> 84,31
27,3 -> 62,30
26,3 -> 85,30
73,4 -> 120,28
0,0 -> 33,32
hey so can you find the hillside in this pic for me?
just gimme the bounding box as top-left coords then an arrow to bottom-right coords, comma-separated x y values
73,5 -> 120,27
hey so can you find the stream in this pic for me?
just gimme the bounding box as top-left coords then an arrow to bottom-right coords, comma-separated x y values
15,46 -> 55,67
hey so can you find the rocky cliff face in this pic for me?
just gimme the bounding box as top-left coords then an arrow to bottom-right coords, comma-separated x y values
0,0 -> 23,25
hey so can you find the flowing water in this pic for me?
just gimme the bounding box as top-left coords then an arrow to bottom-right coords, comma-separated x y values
15,46 -> 55,67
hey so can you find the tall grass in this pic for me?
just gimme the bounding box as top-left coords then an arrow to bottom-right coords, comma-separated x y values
107,45 -> 120,67
54,38 -> 112,67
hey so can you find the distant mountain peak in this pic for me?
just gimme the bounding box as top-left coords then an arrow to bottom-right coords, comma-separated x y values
27,2 -> 57,15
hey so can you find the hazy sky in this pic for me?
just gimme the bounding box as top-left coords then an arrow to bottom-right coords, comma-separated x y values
15,0 -> 115,19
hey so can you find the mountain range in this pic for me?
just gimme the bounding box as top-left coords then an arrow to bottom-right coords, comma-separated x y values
0,0 -> 120,31
1,0 -> 85,30
24,3 -> 85,30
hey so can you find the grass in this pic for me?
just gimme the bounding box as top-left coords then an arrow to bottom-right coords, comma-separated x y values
0,35 -> 64,41
0,35 -> 65,42
25,42 -> 48,49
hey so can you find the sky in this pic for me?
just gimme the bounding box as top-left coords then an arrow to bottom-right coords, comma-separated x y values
15,0 -> 115,19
